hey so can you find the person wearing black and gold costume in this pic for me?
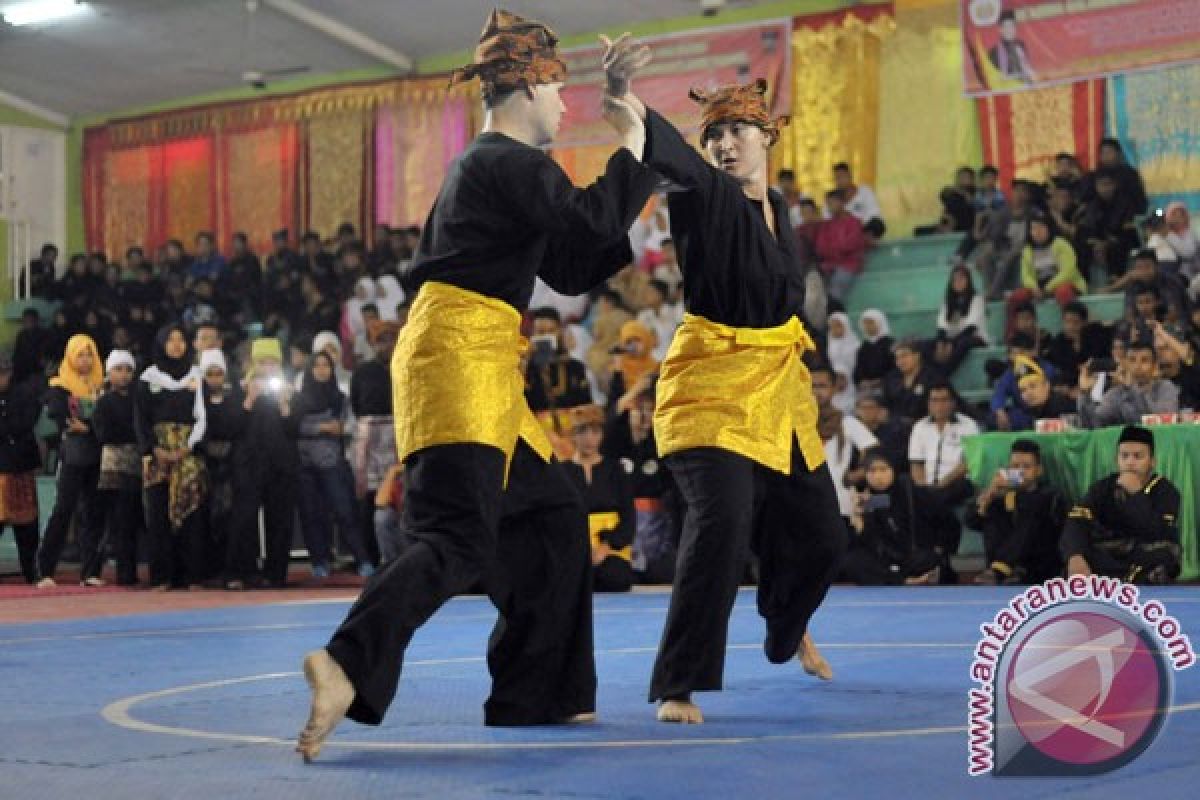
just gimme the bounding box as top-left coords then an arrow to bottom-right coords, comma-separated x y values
604,36 -> 846,724
563,404 -> 635,592
297,9 -> 657,761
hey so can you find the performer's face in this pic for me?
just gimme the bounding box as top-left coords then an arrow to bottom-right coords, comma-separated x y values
703,121 -> 769,184
529,82 -> 566,146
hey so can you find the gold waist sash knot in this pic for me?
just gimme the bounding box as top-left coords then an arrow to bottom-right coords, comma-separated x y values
653,312 -> 825,474
392,281 -> 553,477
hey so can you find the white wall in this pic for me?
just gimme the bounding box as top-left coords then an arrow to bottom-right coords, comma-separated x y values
1,125 -> 68,277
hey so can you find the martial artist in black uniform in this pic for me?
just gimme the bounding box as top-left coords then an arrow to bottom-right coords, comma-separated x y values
297,9 -> 657,761
1061,425 -> 1182,584
604,37 -> 846,723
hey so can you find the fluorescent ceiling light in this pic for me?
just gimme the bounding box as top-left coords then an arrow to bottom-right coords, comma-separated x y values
2,0 -> 88,27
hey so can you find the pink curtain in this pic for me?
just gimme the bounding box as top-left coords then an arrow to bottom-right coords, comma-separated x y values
375,95 -> 474,227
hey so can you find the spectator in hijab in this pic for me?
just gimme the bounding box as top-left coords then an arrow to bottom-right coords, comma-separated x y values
36,334 -> 104,588
854,309 -> 895,390
294,351 -> 375,579
197,348 -> 252,589
135,324 -> 210,590
93,350 -> 143,586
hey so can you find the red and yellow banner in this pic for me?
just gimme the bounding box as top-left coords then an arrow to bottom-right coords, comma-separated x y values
962,0 -> 1200,96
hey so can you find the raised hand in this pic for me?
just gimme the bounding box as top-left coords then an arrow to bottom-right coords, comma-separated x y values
600,32 -> 652,98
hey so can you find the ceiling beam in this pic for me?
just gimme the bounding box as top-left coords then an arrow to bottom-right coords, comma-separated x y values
260,0 -> 413,73
0,88 -> 69,127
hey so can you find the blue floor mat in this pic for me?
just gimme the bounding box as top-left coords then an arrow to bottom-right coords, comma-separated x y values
1,585 -> 1198,799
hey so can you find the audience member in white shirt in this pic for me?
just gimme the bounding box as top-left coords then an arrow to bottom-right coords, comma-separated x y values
636,279 -> 682,361
906,381 -> 979,575
828,162 -> 886,241
813,365 -> 879,518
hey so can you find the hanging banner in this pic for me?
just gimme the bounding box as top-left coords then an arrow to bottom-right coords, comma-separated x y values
555,19 -> 793,151
961,0 -> 1200,97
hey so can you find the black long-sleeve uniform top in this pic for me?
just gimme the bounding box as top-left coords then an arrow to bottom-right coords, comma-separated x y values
202,387 -> 249,445
965,484 -> 1067,545
92,388 -> 136,446
47,386 -> 100,466
0,382 -> 43,473
1064,473 -> 1180,547
133,381 -> 197,457
602,412 -> 671,500
402,132 -> 657,311
563,457 -> 636,550
641,109 -> 805,329
350,360 -> 392,417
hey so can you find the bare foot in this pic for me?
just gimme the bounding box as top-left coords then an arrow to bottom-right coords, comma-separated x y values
296,649 -> 355,763
798,632 -> 833,681
558,712 -> 596,724
657,696 -> 703,724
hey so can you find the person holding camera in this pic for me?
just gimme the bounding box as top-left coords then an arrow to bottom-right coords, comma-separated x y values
1061,425 -> 1181,584
842,449 -> 941,585
605,320 -> 658,418
1077,339 -> 1178,428
135,325 -> 210,590
966,439 -> 1066,585
232,337 -> 300,588
524,307 -> 592,414
1150,320 -> 1200,408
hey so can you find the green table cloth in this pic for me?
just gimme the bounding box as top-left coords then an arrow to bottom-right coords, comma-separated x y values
963,424 -> 1199,580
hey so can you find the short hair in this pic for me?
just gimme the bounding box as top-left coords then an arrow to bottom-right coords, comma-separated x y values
404,225 -> 422,237
826,188 -> 845,202
648,279 -> 669,296
21,307 -> 40,319
799,198 -> 818,210
1100,137 -> 1122,151
833,162 -> 851,173
927,379 -> 955,397
893,337 -> 921,354
999,10 -> 1017,23
167,239 -> 184,250
41,243 -> 58,255
1133,248 -> 1158,265
1127,339 -> 1156,357
1013,301 -> 1037,317
195,231 -> 214,244
361,302 -> 379,316
1055,152 -> 1075,162
125,246 -> 144,259
336,222 -> 357,237
595,288 -> 624,309
660,237 -> 674,247
1062,301 -> 1088,320
531,307 -> 562,324
777,168 -> 795,181
979,165 -> 999,178
302,231 -> 321,243
1011,439 -> 1041,462
232,231 -> 248,244
956,166 -> 976,177
1132,280 -> 1159,298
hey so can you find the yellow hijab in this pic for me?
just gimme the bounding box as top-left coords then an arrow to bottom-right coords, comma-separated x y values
616,320 -> 659,387
49,334 -> 103,399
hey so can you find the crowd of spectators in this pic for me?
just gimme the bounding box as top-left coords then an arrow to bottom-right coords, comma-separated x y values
1,138 -> 1193,591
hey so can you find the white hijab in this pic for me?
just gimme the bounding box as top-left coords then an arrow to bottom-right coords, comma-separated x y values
826,312 -> 861,378
377,276 -> 406,321
858,309 -> 892,344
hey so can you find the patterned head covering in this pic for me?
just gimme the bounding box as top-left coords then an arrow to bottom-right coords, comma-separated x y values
449,8 -> 567,97
689,78 -> 789,146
